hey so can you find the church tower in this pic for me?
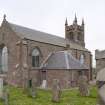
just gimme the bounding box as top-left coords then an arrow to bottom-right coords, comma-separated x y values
65,14 -> 85,47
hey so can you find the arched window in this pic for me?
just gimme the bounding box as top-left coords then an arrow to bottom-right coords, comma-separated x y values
80,54 -> 85,64
2,46 -> 8,72
77,32 -> 81,41
0,46 -> 8,73
32,48 -> 40,67
70,32 -> 74,40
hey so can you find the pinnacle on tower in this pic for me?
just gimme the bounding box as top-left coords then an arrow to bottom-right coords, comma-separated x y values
73,13 -> 77,25
3,14 -> 6,21
82,18 -> 84,25
65,18 -> 68,26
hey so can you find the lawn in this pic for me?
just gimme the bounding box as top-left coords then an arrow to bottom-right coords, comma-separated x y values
0,86 -> 98,105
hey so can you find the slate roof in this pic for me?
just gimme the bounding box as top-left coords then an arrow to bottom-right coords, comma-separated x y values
41,51 -> 89,70
9,23 -> 66,47
6,21 -> 89,51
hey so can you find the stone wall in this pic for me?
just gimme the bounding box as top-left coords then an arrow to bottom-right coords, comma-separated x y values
25,69 -> 89,89
46,69 -> 88,89
0,21 -> 22,86
29,70 -> 41,86
47,70 -> 70,88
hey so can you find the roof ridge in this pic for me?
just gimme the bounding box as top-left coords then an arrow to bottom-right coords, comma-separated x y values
64,51 -> 70,69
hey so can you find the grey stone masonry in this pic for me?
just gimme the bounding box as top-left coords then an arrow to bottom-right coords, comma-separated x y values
52,79 -> 61,102
95,50 -> 105,72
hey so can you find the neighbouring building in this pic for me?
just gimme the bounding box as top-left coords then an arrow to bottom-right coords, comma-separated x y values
95,50 -> 105,105
0,14 -> 92,88
95,50 -> 105,72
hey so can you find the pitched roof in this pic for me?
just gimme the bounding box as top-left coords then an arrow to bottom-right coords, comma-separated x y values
9,23 -> 66,47
95,50 -> 105,59
6,21 -> 89,51
41,51 -> 89,70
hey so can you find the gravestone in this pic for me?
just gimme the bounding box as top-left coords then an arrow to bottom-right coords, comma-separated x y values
41,80 -> 47,89
0,78 -> 3,98
31,88 -> 36,98
78,75 -> 90,96
3,90 -> 9,105
3,81 -> 9,105
52,79 -> 61,102
28,88 -> 36,98
28,78 -> 37,98
31,79 -> 37,98
97,68 -> 105,105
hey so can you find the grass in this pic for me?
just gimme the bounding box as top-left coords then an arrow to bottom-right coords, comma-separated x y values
0,86 -> 98,105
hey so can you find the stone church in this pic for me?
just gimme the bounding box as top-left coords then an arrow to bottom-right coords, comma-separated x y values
0,14 -> 92,88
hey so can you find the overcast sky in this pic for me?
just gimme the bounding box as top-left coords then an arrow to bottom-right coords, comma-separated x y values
0,0 -> 105,66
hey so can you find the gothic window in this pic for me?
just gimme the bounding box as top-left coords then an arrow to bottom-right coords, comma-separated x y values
0,46 -> 8,73
77,32 -> 81,41
80,54 -> 85,64
69,32 -> 74,40
32,48 -> 40,67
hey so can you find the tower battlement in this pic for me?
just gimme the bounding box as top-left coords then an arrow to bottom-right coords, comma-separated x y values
65,15 -> 85,47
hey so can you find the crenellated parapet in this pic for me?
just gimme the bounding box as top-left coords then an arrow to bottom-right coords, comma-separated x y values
65,14 -> 85,47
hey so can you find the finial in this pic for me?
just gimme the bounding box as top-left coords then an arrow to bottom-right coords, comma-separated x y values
82,18 -> 84,25
73,13 -> 77,24
3,14 -> 6,20
75,13 -> 77,21
65,17 -> 68,26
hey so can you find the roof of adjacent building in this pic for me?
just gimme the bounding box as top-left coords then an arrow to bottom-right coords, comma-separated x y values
95,50 -> 105,59
41,51 -> 89,70
4,20 -> 89,51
